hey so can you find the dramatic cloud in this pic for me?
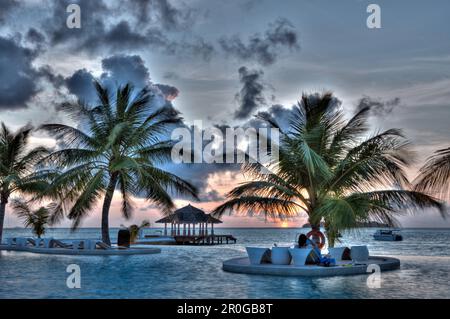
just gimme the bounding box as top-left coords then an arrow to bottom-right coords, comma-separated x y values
155,84 -> 180,101
0,0 -> 19,22
26,28 -> 46,44
219,18 -> 299,66
356,96 -> 401,116
42,0 -> 214,60
234,66 -> 266,119
65,69 -> 98,103
63,54 -> 181,109
0,36 -> 40,109
101,54 -> 150,88
125,0 -> 197,30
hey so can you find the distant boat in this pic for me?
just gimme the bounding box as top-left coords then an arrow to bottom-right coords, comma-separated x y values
373,229 -> 403,241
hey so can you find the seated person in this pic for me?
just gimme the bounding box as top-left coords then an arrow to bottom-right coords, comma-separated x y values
298,234 -> 322,259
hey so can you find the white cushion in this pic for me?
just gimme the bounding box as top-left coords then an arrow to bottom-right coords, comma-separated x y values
289,248 -> 319,266
351,245 -> 369,262
327,247 -> 348,261
246,247 -> 271,265
271,247 -> 291,265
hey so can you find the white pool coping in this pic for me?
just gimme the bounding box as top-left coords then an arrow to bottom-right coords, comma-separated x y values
0,244 -> 161,256
223,256 -> 400,277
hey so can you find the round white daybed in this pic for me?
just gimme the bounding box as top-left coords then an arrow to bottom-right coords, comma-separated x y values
222,255 -> 400,277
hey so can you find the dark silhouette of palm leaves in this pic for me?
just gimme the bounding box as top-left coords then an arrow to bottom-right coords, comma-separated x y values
415,147 -> 450,200
213,92 -> 445,247
0,123 -> 51,242
40,81 -> 198,244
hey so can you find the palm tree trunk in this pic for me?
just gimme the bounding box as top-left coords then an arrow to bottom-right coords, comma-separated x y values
101,173 -> 118,245
0,193 -> 9,244
0,201 -> 6,244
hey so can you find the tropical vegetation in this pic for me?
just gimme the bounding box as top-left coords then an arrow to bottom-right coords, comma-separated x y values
12,199 -> 59,238
39,82 -> 198,245
0,124 -> 51,243
415,147 -> 450,200
213,92 -> 445,247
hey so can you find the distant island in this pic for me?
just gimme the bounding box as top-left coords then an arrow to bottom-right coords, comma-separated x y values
302,222 -> 389,228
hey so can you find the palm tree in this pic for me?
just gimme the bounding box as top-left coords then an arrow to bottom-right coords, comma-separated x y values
40,81 -> 198,245
213,92 -> 445,247
414,147 -> 450,200
12,199 -> 59,238
0,124 -> 50,243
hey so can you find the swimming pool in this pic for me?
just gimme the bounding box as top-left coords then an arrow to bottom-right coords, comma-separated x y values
1,228 -> 449,298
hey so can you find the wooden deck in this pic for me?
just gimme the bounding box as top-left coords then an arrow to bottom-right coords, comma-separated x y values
173,234 -> 237,245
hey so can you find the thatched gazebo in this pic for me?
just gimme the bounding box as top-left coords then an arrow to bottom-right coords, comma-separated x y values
155,204 -> 222,236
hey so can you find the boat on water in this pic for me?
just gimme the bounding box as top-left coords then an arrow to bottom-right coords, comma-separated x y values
373,229 -> 403,241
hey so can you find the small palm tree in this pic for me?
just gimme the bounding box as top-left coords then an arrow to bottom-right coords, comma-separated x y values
125,220 -> 151,243
415,147 -> 450,200
213,92 -> 445,247
40,81 -> 198,245
12,199 -> 59,238
0,124 -> 50,243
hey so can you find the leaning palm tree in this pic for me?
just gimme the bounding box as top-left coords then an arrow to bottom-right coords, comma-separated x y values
0,124 -> 50,243
40,81 -> 198,245
414,147 -> 450,200
12,199 -> 59,238
213,92 -> 445,247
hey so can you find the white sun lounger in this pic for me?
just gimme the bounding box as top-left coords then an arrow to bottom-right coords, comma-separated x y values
271,247 -> 291,265
246,247 -> 271,265
15,237 -> 34,247
328,247 -> 348,261
289,248 -> 320,266
350,245 -> 369,262
6,238 -> 16,246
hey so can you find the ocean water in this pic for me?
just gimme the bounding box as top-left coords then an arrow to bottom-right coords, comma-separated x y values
1,227 -> 449,299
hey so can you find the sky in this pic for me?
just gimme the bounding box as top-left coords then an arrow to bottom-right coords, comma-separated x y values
1,0 -> 449,228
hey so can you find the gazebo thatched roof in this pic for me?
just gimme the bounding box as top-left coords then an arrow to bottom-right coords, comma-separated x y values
155,204 -> 223,224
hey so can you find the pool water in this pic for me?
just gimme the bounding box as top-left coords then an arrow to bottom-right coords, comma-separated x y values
1,228 -> 449,299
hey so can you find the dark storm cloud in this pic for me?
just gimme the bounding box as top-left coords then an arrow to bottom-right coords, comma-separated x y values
38,65 -> 65,88
42,0 -> 214,60
0,36 -> 40,109
0,0 -> 19,22
65,69 -> 98,104
219,18 -> 300,66
64,54 -> 181,108
356,96 -> 401,117
125,0 -> 197,30
26,28 -> 46,44
234,66 -> 266,120
101,54 -> 150,88
155,84 -> 179,101
198,190 -> 225,202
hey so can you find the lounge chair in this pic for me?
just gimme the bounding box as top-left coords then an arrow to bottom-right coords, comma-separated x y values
246,247 -> 271,265
271,247 -> 291,265
34,238 -> 44,247
6,238 -> 16,246
15,237 -> 35,247
289,248 -> 320,266
327,247 -> 348,261
350,245 -> 369,262
95,241 -> 111,250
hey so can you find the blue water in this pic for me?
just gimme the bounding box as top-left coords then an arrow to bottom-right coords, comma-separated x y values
1,228 -> 450,299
